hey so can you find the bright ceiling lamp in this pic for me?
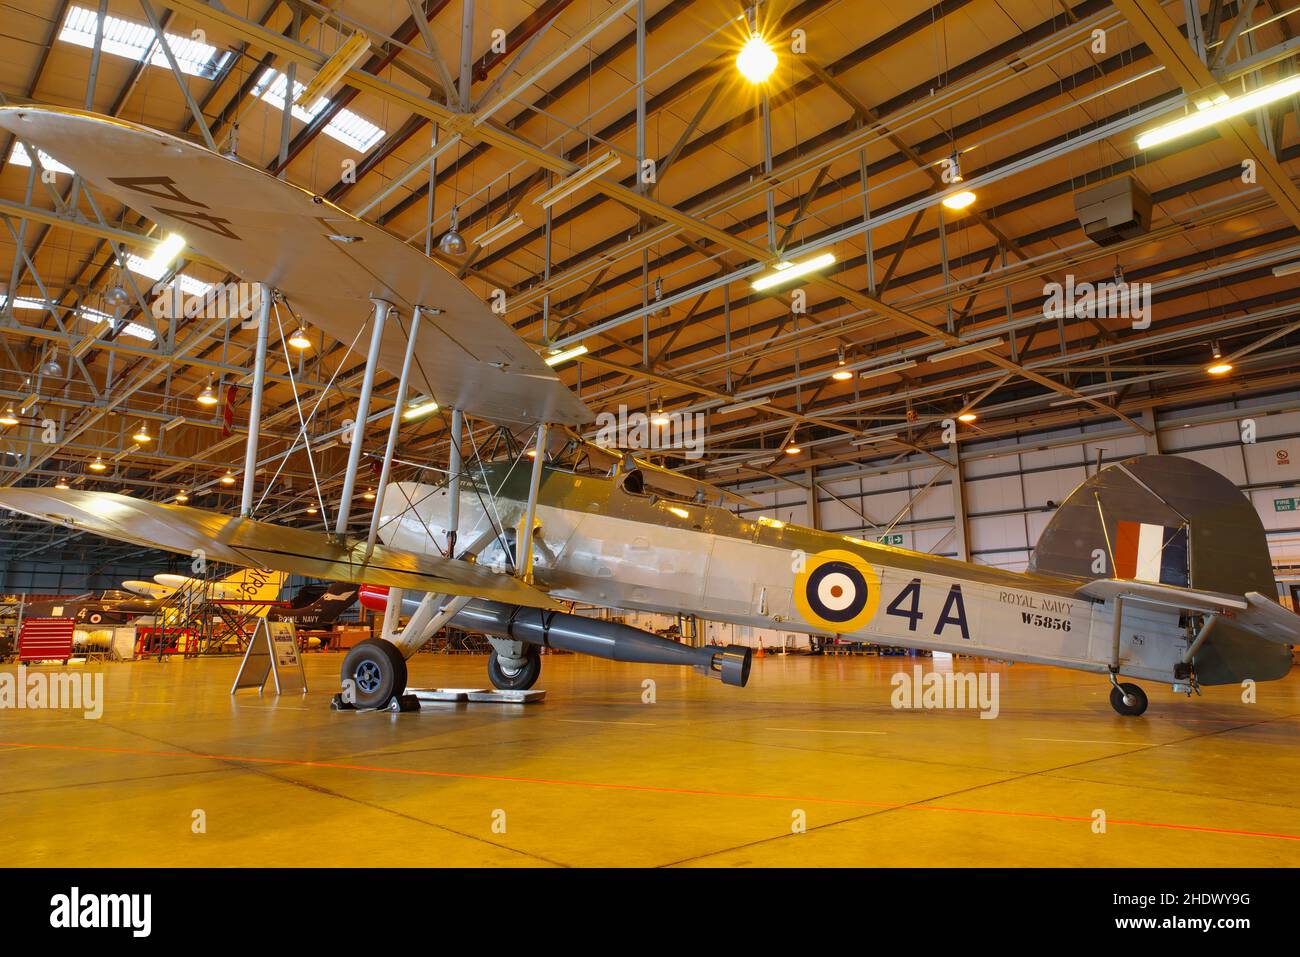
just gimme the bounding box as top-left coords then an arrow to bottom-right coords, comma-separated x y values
402,396 -> 440,421
89,456 -> 107,472
1207,342 -> 1233,375
534,151 -> 621,209
140,232 -> 186,276
941,190 -> 977,211
957,411 -> 978,423
175,490 -> 190,503
472,213 -> 525,248
0,406 -> 18,427
784,445 -> 802,455
1137,74 -> 1300,150
220,470 -> 236,485
752,252 -> 836,291
363,488 -> 376,501
197,379 -> 219,407
288,326 -> 312,349
651,408 -> 671,427
736,35 -> 777,83
306,504 -> 318,515
832,346 -> 853,380
544,343 -> 589,366
55,477 -> 70,490
132,422 -> 152,443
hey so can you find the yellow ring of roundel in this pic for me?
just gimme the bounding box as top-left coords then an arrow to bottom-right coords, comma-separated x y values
794,548 -> 881,633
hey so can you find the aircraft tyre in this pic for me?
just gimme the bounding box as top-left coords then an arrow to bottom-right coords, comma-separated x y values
342,639 -> 408,709
1109,681 -> 1148,716
487,644 -> 541,690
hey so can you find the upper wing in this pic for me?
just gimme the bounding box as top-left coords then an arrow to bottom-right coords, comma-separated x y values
0,487 -> 562,610
0,106 -> 590,427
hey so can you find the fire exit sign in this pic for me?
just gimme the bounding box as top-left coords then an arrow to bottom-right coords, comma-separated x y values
1275,497 -> 1297,512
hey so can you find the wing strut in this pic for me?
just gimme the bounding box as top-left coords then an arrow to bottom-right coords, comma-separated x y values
336,297 -> 390,539
518,422 -> 549,583
365,304 -> 428,559
239,283 -> 272,517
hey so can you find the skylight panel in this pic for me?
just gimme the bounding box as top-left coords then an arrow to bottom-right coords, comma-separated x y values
124,254 -> 213,297
60,5 -> 233,80
11,297 -> 156,342
254,68 -> 386,152
8,143 -> 75,175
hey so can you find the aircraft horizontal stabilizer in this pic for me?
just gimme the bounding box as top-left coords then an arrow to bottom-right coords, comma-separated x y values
1079,579 -> 1299,648
0,487 -> 561,611
1077,578 -> 1248,613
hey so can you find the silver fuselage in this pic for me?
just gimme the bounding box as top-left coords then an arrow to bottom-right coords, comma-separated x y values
377,465 -> 1188,683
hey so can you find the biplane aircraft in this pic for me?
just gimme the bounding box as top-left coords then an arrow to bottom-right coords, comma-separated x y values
0,106 -> 1295,716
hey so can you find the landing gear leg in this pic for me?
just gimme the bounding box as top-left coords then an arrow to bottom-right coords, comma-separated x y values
1108,673 -> 1148,716
487,637 -> 541,690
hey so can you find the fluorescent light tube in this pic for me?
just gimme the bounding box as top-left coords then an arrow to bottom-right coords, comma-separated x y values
535,151 -> 622,209
1136,74 -> 1300,150
472,213 -> 525,248
717,396 -> 771,414
751,253 -> 836,291
927,338 -> 1003,362
858,359 -> 918,380
544,343 -> 588,366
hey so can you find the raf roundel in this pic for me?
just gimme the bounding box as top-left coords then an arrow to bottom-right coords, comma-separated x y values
794,549 -> 881,633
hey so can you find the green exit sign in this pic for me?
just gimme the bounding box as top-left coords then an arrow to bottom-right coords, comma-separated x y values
1276,497 -> 1298,512
877,533 -> 905,545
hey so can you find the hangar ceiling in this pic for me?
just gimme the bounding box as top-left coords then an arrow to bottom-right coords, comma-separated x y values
2,0 -> 1299,568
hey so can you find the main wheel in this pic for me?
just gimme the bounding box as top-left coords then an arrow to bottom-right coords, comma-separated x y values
487,644 -> 541,690
1109,681 -> 1148,716
341,639 -> 408,709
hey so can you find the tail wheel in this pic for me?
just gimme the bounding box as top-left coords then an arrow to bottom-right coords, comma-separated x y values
1109,681 -> 1148,717
341,639 -> 408,709
487,644 -> 541,690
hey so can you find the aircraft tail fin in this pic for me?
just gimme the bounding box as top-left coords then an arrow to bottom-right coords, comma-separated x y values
1030,453 -> 1292,682
216,567 -> 287,615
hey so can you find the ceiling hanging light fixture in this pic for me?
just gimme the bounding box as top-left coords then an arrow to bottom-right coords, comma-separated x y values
941,189 -> 977,211
0,406 -> 18,427
132,422 -> 152,443
54,477 -> 70,490
1206,341 -> 1233,376
288,326 -> 312,349
40,346 -> 63,377
220,470 -> 236,486
175,490 -> 190,503
197,377 -> 219,407
438,205 -> 467,256
736,34 -> 777,83
89,456 -> 107,472
832,346 -> 853,380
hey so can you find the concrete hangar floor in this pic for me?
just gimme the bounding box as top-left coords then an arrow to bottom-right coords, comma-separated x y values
1,653 -> 1298,867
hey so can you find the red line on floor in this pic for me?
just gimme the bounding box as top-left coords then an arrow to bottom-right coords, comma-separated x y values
3,739 -> 1297,843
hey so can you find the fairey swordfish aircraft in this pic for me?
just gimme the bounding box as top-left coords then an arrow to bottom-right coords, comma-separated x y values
0,106 -> 1295,717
